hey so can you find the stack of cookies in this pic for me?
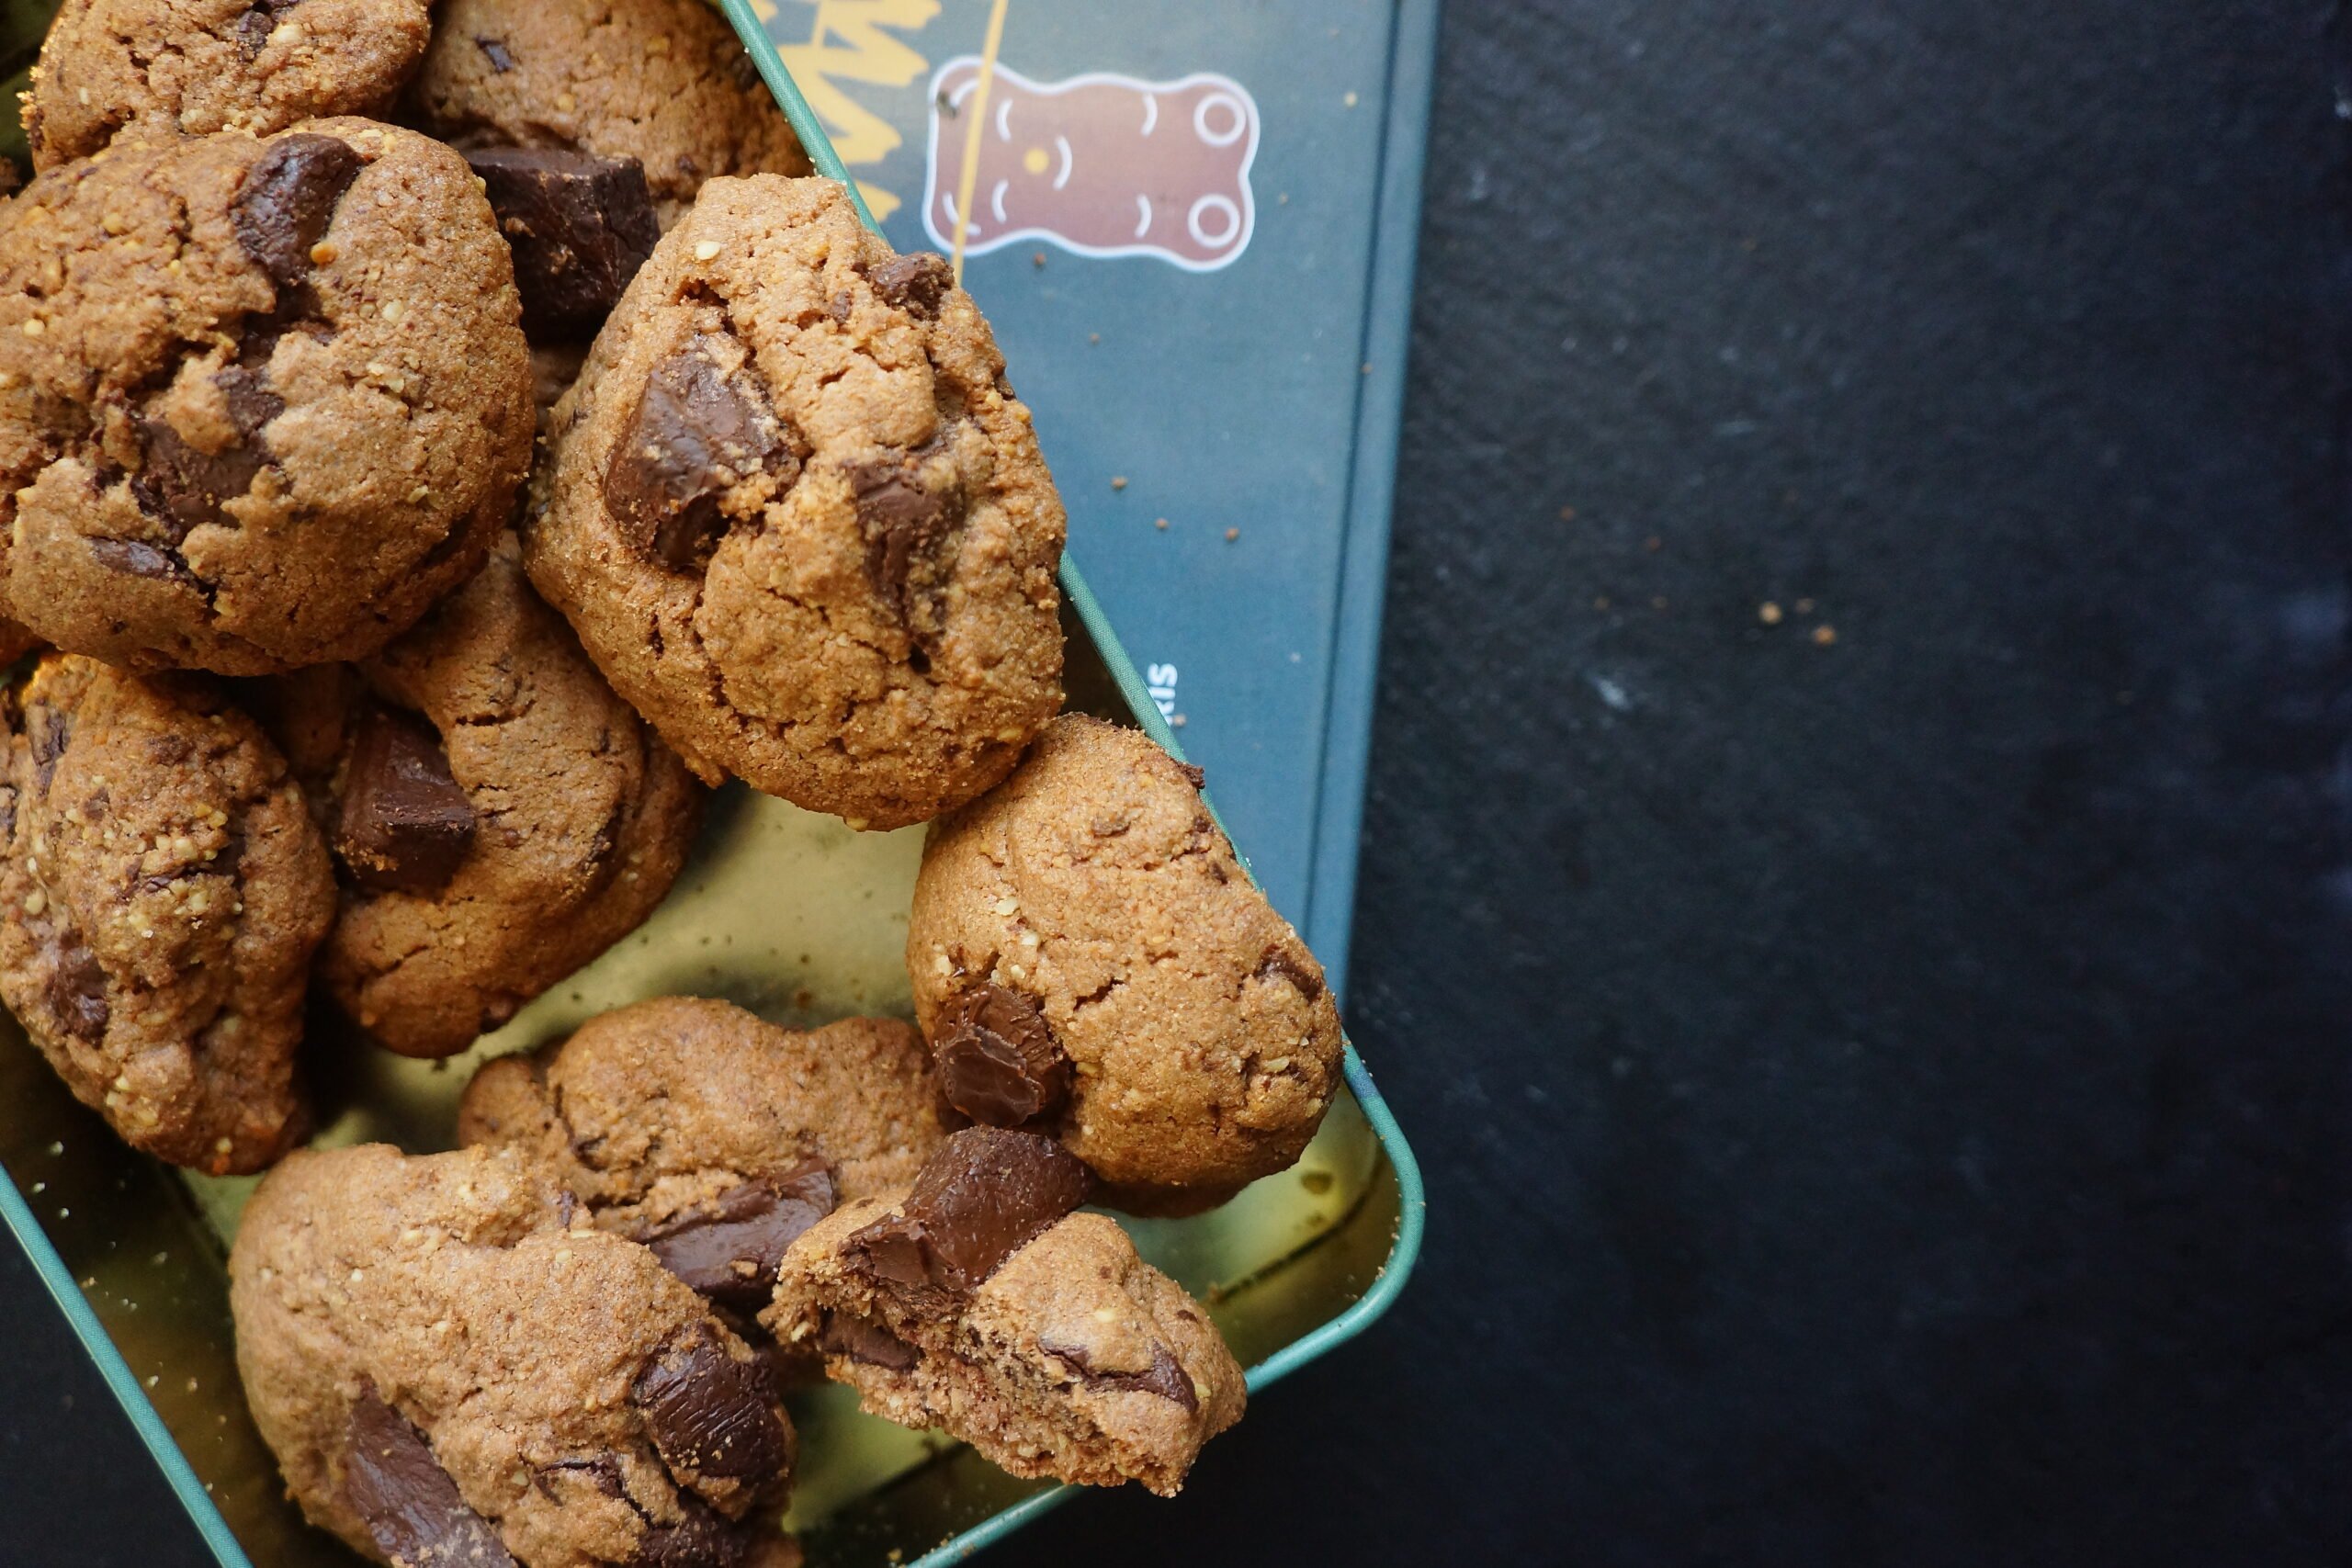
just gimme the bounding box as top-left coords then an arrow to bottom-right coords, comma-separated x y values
0,2 -> 1347,1562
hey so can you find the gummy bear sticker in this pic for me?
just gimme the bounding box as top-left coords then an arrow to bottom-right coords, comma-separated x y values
923,60 -> 1260,271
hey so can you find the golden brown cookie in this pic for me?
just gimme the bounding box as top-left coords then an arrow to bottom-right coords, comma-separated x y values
0,121 -> 534,674
251,537 -> 704,1059
763,1129 -> 1245,1496
458,997 -> 948,1305
906,716 -> 1345,1213
524,175 -> 1066,829
232,1143 -> 798,1568
406,0 -> 809,227
24,0 -> 434,168
0,654 -> 330,1172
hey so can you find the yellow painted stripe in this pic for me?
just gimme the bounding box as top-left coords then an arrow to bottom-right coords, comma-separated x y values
950,0 -> 1012,282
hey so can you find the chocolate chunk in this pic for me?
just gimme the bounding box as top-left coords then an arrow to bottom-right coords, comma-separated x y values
630,1327 -> 791,1487
844,447 -> 964,623
86,537 -> 200,590
344,1392 -> 517,1568
845,1128 -> 1091,1303
464,148 -> 659,337
334,705 -> 477,895
136,364 -> 284,534
630,1503 -> 754,1568
475,36 -> 515,73
932,986 -> 1069,1128
24,704 -> 67,789
1176,761 -> 1206,791
233,0 -> 300,57
819,1312 -> 919,1371
1254,943 -> 1325,1002
232,132 -> 363,288
636,1160 -> 838,1312
1037,1340 -> 1199,1412
866,252 -> 953,319
41,924 -> 107,1043
604,337 -> 791,570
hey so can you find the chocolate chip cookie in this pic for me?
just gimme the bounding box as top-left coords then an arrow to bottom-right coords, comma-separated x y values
0,654 -> 331,1172
458,997 -> 948,1308
906,716 -> 1345,1213
524,175 -> 1067,829
24,0 -> 434,168
253,536 -> 705,1059
0,121 -> 534,674
407,0 -> 811,228
232,1142 -> 798,1567
763,1129 -> 1246,1496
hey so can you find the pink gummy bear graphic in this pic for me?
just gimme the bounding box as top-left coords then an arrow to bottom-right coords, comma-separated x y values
923,60 -> 1259,272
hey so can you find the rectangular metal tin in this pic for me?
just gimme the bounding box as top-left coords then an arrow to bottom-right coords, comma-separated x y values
0,10 -> 1426,1565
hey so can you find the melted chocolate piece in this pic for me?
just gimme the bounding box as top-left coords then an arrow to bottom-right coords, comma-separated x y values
1254,943 -> 1325,1002
475,36 -> 515,73
1036,1340 -> 1199,1412
636,1160 -> 839,1312
137,363 -> 284,534
232,133 -> 363,289
818,1312 -> 918,1371
843,446 -> 964,624
334,705 -> 477,895
845,1128 -> 1091,1304
932,986 -> 1069,1128
86,537 -> 199,589
604,337 -> 791,570
344,1392 -> 517,1568
464,148 -> 660,337
41,923 -> 107,1043
866,252 -> 953,319
630,1327 -> 791,1486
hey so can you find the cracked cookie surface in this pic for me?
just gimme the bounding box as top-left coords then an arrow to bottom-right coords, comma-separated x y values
0,120 -> 534,674
252,536 -> 705,1059
0,653 -> 330,1172
232,1142 -> 798,1568
407,0 -> 810,229
25,0 -> 434,168
762,1129 -> 1246,1496
907,716 -> 1345,1213
458,997 -> 948,1298
525,175 -> 1065,829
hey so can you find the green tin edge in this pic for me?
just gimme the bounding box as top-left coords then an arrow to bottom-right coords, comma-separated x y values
715,2 -> 1428,1560
0,12 -> 1425,1568
0,1176 -> 252,1568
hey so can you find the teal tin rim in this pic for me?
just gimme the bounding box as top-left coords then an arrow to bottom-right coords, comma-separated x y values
0,9 -> 1427,1565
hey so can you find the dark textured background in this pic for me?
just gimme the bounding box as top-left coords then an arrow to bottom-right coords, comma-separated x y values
8,0 -> 2351,1562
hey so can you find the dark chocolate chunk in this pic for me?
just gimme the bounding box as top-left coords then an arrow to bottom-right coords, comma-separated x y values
629,1503 -> 755,1568
845,1128 -> 1091,1303
818,1312 -> 919,1371
474,35 -> 515,73
334,705 -> 477,895
86,537 -> 200,590
41,923 -> 107,1043
604,337 -> 791,570
464,148 -> 659,337
866,252 -> 953,319
843,446 -> 964,624
630,1327 -> 791,1486
232,132 -> 363,288
636,1160 -> 839,1312
1036,1340 -> 1199,1412
232,0 -> 300,58
1175,761 -> 1206,790
343,1392 -> 517,1568
932,986 -> 1069,1128
24,704 -> 67,789
1253,943 -> 1325,1002
137,364 -> 284,534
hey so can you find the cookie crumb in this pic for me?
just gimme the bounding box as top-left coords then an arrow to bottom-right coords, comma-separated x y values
1154,517 -> 1169,530
1758,602 -> 1782,625
1111,476 -> 1127,491
1033,251 -> 1047,267
1812,624 -> 1838,646
1558,505 -> 1577,521
1795,597 -> 1816,614
1224,527 -> 1239,542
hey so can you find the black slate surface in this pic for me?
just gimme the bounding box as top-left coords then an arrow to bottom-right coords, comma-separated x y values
6,0 -> 2349,1562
